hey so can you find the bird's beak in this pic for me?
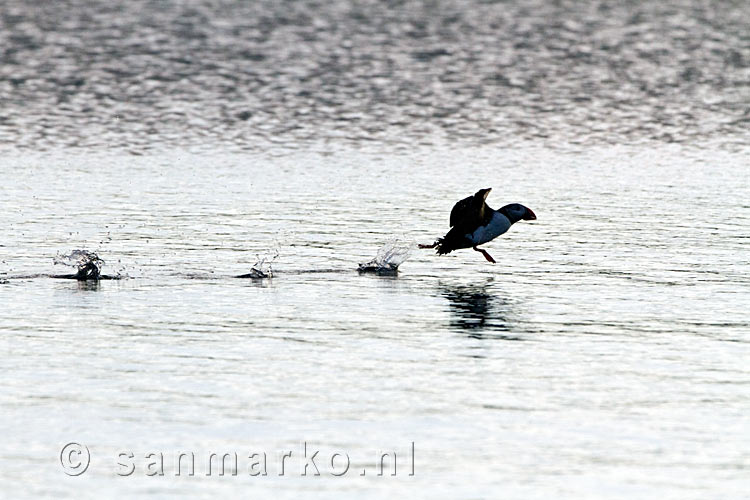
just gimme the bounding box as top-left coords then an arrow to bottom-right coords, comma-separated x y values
524,208 -> 537,220
483,188 -> 492,199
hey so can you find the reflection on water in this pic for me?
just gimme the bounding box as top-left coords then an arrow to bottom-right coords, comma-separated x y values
75,280 -> 101,292
441,281 -> 522,340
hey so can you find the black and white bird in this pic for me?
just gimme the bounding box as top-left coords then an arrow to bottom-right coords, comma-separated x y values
419,188 -> 536,263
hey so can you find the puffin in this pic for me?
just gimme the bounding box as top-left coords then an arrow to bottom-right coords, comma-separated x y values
419,188 -> 536,263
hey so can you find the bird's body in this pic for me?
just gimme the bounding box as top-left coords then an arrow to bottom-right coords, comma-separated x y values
420,188 -> 536,263
467,210 -> 512,246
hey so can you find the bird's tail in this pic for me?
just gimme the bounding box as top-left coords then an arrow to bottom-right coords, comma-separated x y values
435,237 -> 454,255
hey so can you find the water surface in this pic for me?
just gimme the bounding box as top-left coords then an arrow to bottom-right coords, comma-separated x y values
1,146 -> 748,498
1,0 -> 749,498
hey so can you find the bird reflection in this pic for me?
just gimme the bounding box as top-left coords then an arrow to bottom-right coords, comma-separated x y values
76,280 -> 101,291
440,282 -> 521,340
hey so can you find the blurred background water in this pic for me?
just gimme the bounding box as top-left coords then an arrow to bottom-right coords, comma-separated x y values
0,1 -> 748,498
1,0 -> 749,151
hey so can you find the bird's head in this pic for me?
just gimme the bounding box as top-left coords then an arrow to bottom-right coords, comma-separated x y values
500,203 -> 537,223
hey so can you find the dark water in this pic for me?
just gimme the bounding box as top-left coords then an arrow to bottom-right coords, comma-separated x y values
1,0 -> 749,152
1,1 -> 749,499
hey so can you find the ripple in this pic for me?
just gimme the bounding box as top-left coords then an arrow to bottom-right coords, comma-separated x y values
1,0 -> 748,152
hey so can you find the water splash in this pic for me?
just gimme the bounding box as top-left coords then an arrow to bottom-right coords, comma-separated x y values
53,249 -> 124,280
54,250 -> 104,273
237,250 -> 279,279
358,239 -> 413,275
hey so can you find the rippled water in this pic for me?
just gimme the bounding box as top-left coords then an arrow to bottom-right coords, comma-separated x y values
1,1 -> 749,498
2,0 -> 749,151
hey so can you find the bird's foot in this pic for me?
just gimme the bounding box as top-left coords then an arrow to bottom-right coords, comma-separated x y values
418,242 -> 438,249
473,246 -> 496,264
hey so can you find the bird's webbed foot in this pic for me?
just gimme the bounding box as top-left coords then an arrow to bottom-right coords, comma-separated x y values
473,246 -> 496,264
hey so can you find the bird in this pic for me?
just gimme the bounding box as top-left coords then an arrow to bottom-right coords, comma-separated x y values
419,188 -> 536,264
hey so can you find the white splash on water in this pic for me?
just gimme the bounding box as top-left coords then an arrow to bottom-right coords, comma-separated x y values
245,250 -> 279,279
54,249 -> 104,272
52,249 -> 127,279
358,238 -> 413,274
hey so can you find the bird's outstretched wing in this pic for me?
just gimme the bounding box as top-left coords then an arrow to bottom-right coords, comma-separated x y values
449,195 -> 473,227
450,194 -> 481,228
